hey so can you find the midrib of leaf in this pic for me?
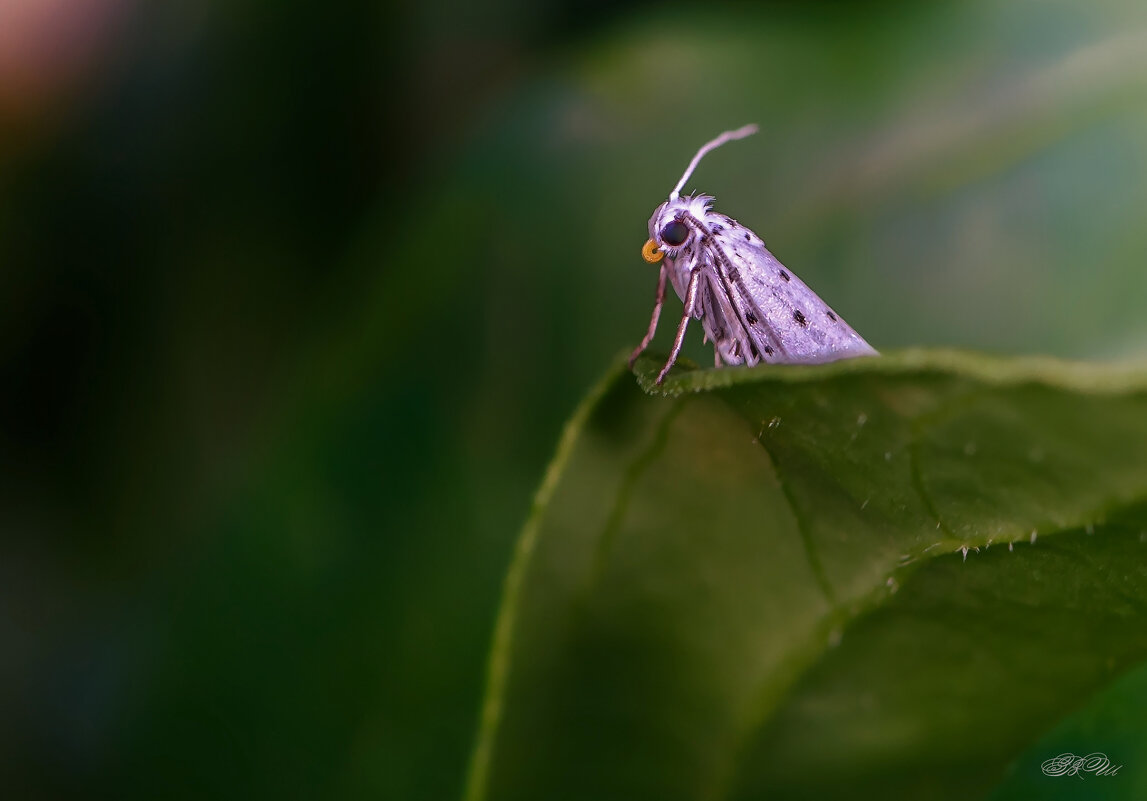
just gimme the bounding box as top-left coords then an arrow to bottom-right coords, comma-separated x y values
590,397 -> 688,584
701,379 -> 981,800
701,393 -> 972,800
752,430 -> 838,607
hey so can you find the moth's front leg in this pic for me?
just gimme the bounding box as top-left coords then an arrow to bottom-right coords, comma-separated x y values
656,269 -> 701,384
629,262 -> 668,368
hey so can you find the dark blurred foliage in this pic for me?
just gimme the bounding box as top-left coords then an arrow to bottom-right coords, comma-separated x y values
0,2 -> 541,797
4,0 -> 1147,798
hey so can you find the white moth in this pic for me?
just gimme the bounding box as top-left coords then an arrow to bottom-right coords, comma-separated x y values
630,125 -> 878,384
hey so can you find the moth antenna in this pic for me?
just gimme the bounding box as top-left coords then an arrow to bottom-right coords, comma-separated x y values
669,124 -> 759,200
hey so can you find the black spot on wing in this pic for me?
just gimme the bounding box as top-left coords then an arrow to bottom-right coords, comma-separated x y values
793,309 -> 807,326
744,233 -> 751,242
763,344 -> 773,355
827,310 -> 837,321
745,311 -> 757,324
779,269 -> 790,282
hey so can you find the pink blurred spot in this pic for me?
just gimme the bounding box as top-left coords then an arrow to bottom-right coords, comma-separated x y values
0,0 -> 133,117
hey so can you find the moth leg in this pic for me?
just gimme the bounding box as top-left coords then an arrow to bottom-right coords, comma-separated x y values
714,347 -> 723,368
656,270 -> 701,384
628,262 -> 668,368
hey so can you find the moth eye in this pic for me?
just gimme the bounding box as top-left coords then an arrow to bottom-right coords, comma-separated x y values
660,220 -> 689,247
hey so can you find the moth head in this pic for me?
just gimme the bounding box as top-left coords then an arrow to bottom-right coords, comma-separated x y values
642,197 -> 709,263
640,125 -> 757,265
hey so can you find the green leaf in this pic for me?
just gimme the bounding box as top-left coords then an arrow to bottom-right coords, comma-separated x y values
466,349 -> 1147,801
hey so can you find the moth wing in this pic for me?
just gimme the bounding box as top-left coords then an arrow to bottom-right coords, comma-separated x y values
709,219 -> 877,365
697,269 -> 770,366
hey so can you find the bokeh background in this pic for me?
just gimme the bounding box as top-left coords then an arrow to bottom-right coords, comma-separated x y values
5,0 -> 1147,798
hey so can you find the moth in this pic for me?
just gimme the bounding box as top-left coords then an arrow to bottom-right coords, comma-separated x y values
630,125 -> 878,384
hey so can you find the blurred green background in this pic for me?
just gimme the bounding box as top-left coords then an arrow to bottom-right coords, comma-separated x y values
4,0 -> 1147,798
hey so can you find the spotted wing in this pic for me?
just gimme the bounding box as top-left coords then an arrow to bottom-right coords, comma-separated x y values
700,215 -> 878,365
